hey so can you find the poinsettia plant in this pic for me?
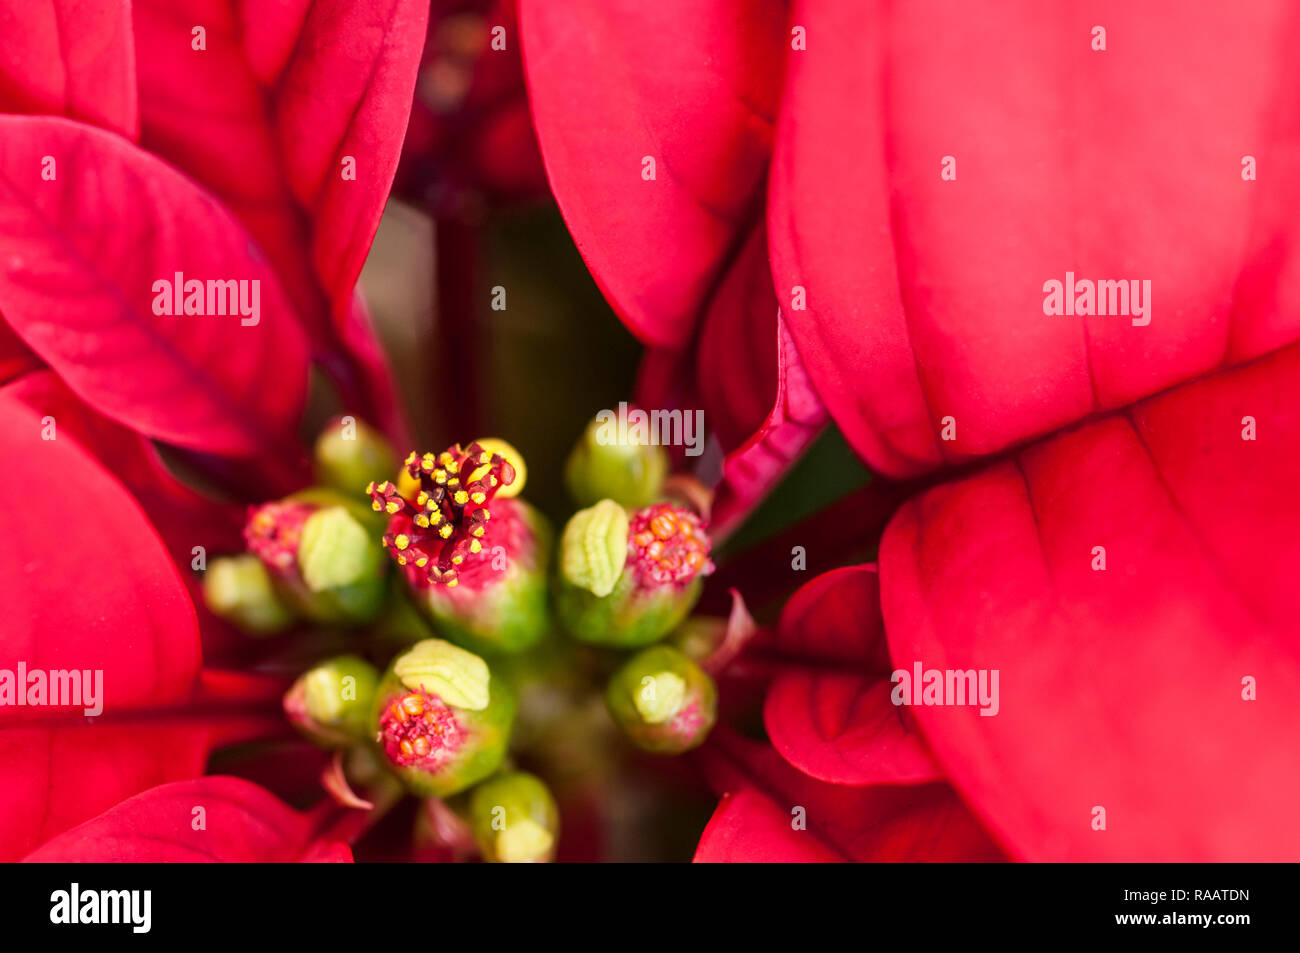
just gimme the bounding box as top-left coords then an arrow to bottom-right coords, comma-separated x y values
2,0 -> 1295,866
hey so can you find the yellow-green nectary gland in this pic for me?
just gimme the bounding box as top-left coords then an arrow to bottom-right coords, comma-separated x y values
297,506 -> 376,591
561,499 -> 629,597
633,671 -> 687,724
393,638 -> 490,710
497,817 -> 555,863
302,666 -> 349,723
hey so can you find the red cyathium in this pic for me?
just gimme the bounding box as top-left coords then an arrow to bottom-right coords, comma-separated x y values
370,442 -> 517,588
377,688 -> 464,769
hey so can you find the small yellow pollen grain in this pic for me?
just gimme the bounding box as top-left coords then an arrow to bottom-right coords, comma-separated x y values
472,526 -> 485,537
365,481 -> 376,494
371,501 -> 382,512
469,539 -> 482,554
471,492 -> 486,504
415,557 -> 428,568
394,534 -> 410,551
446,578 -> 459,588
453,490 -> 469,505
451,555 -> 464,565
415,514 -> 430,528
439,525 -> 453,539
386,501 -> 401,514
397,556 -> 408,566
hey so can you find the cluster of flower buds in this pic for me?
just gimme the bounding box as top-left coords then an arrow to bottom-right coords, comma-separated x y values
205,412 -> 728,860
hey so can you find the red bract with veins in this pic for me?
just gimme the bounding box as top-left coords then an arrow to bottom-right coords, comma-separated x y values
520,0 -> 1300,861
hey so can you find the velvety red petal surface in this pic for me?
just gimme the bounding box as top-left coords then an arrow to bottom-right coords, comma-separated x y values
696,223 -> 779,453
760,565 -> 940,784
695,728 -> 1004,861
770,0 -> 1300,477
519,0 -> 785,347
0,0 -> 138,138
694,789 -> 843,862
0,116 -> 309,458
710,312 -> 828,539
0,394 -> 203,859
879,343 -> 1300,860
133,0 -> 425,436
765,673 -> 942,785
22,777 -> 352,862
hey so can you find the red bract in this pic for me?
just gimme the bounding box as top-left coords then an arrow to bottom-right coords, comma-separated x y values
522,1 -> 1300,860
0,0 -> 427,861
22,777 -> 352,862
693,728 -> 1002,862
0,116 -> 308,459
0,394 -> 202,859
131,0 -> 427,439
879,345 -> 1300,861
0,0 -> 137,137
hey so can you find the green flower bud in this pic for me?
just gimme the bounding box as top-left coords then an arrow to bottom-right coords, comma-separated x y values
564,409 -> 668,509
203,554 -> 294,635
560,499 -> 628,598
284,654 -> 380,748
606,645 -> 717,754
313,415 -> 395,495
245,494 -> 388,625
371,639 -> 516,798
556,502 -> 713,648
467,771 -> 560,863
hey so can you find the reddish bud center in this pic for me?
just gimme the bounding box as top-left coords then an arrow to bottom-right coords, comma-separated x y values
378,689 -> 463,769
244,501 -> 315,572
627,503 -> 714,586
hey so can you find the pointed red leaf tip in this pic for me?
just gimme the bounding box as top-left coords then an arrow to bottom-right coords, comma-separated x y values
133,0 -> 428,325
759,565 -> 941,785
519,0 -> 786,348
770,0 -> 1300,478
879,343 -> 1300,861
22,777 -> 353,862
0,393 -> 204,860
694,729 -> 1003,862
0,0 -> 138,139
0,115 -> 309,458
131,0 -> 426,441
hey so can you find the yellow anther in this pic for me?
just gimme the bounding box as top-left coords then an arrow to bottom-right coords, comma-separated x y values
394,534 -> 410,551
472,525 -> 485,537
386,501 -> 401,514
365,481 -> 376,494
469,539 -> 482,554
439,524 -> 453,539
453,490 -> 469,505
415,557 -> 428,568
371,500 -> 382,512
451,555 -> 464,565
471,492 -> 486,504
415,514 -> 430,528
